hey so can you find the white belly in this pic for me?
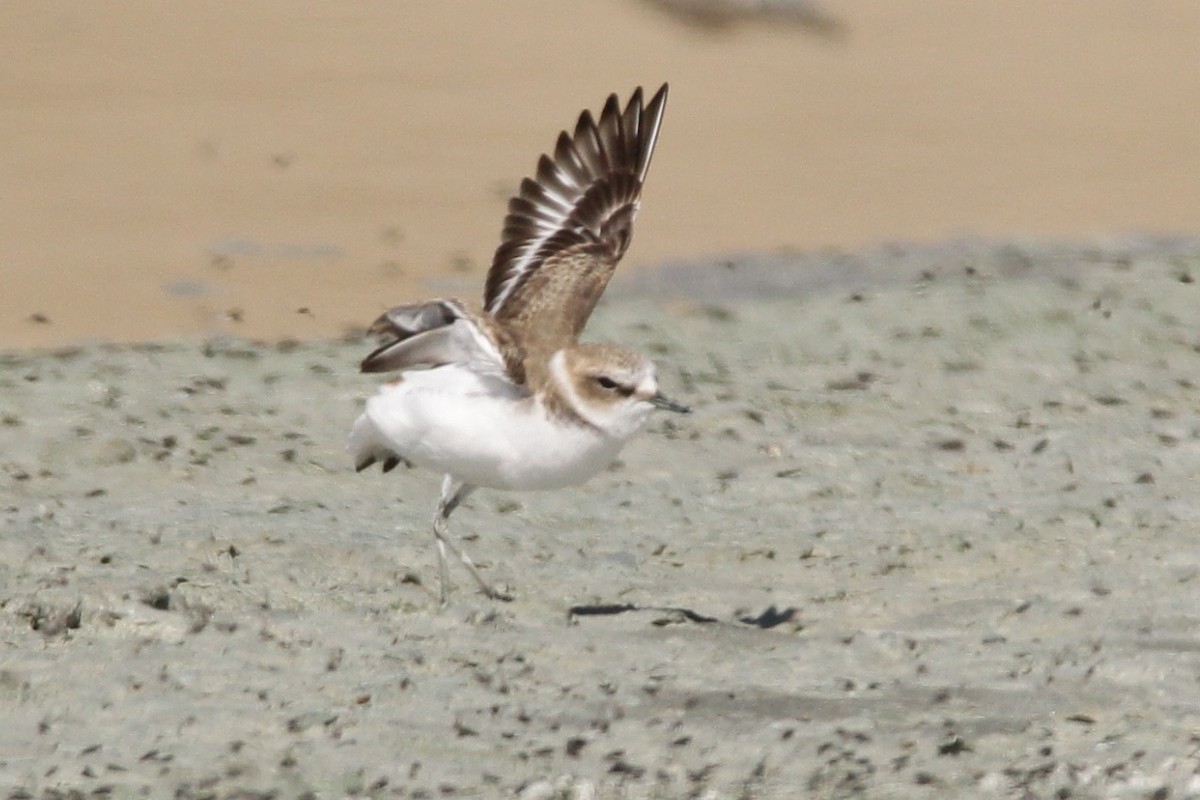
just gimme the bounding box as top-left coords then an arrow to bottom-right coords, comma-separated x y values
352,367 -> 625,491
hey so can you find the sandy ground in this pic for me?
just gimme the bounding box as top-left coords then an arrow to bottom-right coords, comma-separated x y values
4,1 -> 1200,348
4,3 -> 1200,797
2,239 -> 1200,798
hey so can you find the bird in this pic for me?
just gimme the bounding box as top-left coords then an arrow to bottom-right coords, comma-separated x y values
348,84 -> 688,605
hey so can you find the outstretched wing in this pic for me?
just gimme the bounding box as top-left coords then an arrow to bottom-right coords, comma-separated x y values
360,299 -> 525,385
484,83 -> 669,352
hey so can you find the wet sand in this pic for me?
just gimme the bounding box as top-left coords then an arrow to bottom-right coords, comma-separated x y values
3,239 -> 1200,798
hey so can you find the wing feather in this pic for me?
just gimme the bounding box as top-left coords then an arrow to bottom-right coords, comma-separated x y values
483,84 -> 669,350
359,299 -> 524,384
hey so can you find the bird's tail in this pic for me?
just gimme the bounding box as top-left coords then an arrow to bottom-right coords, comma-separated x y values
347,411 -> 409,474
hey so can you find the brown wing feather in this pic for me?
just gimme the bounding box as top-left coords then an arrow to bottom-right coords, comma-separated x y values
491,244 -> 615,361
484,84 -> 669,350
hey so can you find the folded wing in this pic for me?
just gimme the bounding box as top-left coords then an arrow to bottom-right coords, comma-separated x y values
360,299 -> 523,383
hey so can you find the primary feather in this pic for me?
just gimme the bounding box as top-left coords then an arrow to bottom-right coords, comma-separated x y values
483,84 -> 669,356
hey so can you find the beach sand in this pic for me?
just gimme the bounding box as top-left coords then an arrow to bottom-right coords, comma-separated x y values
3,239 -> 1199,797
3,3 -> 1200,796
3,1 -> 1200,348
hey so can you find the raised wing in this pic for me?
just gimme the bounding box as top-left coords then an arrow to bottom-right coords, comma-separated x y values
484,84 -> 668,351
360,299 -> 525,385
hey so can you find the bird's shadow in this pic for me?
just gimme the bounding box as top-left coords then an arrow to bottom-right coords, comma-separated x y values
567,602 -> 798,630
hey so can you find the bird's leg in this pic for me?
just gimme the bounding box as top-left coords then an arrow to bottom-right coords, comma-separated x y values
432,475 -> 512,605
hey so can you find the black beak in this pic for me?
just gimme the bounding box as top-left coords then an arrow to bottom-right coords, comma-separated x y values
649,391 -> 691,414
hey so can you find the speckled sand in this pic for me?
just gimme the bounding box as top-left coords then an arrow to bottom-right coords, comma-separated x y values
2,240 -> 1200,798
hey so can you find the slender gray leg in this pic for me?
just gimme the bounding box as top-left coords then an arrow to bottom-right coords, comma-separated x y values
432,474 -> 512,605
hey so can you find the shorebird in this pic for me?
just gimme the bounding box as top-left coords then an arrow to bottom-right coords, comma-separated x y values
348,84 -> 687,604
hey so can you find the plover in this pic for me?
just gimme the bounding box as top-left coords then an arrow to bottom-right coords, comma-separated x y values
348,84 -> 688,604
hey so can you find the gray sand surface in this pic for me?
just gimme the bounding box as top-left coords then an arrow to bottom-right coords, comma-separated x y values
3,240 -> 1200,798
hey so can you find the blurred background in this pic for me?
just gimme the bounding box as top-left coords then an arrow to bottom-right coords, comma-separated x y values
3,0 -> 1198,348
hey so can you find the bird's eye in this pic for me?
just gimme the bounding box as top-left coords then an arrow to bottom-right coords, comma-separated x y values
594,376 -> 635,397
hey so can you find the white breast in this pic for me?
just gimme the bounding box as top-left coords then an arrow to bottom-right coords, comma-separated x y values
351,366 -> 625,491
